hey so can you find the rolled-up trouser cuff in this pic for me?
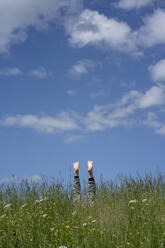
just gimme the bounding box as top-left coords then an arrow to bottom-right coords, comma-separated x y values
74,176 -> 79,179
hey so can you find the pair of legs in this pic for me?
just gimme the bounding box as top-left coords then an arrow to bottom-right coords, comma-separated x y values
73,161 -> 96,205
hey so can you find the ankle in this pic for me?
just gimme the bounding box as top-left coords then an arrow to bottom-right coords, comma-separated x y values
88,171 -> 93,178
74,170 -> 79,177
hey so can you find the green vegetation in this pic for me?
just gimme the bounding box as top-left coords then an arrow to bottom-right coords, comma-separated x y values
0,174 -> 165,247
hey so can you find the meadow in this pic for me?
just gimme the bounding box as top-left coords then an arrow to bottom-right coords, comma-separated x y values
0,174 -> 165,248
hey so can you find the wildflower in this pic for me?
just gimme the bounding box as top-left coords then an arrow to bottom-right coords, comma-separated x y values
129,199 -> 137,204
39,196 -> 48,201
4,203 -> 11,209
20,204 -> 27,209
35,199 -> 44,203
42,214 -> 47,218
142,198 -> 147,203
83,223 -> 87,227
72,210 -> 76,216
0,214 -> 6,219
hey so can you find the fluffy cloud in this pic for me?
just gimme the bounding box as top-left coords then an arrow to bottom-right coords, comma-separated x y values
1,113 -> 79,133
136,9 -> 165,48
138,85 -> 165,108
30,67 -> 50,79
0,0 -> 81,53
0,174 -> 42,184
1,85 -> 165,137
1,2 -> 165,55
149,59 -> 165,82
84,85 -> 165,131
66,8 -> 165,55
143,112 -> 165,135
117,0 -> 152,10
70,59 -> 96,75
66,9 -> 137,54
0,67 -> 22,76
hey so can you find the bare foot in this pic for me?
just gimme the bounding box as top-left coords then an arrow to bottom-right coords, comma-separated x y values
88,160 -> 93,178
73,161 -> 79,177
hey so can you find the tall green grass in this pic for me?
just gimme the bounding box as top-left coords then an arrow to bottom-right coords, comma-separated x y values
0,174 -> 165,247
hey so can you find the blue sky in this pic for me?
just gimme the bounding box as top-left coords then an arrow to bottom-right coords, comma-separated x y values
0,0 -> 165,184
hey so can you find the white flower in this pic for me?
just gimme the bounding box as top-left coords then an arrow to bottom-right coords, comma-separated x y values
4,203 -> 11,209
35,197 -> 48,203
42,214 -> 47,218
129,200 -> 137,204
40,196 -> 48,201
0,214 -> 6,219
83,223 -> 87,227
35,199 -> 43,203
58,246 -> 67,248
20,204 -> 27,209
142,199 -> 147,203
72,210 -> 76,216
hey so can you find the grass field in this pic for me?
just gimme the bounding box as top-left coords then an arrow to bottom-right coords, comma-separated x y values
0,174 -> 165,248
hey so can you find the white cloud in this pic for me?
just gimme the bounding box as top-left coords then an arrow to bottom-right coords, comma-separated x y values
143,112 -> 165,135
0,67 -> 22,76
67,90 -> 76,96
30,67 -> 50,79
84,85 -> 165,131
66,8 -> 165,55
0,86 -> 165,136
0,113 -> 79,133
149,59 -> 165,82
1,2 -> 165,56
30,175 -> 42,183
66,9 -> 137,54
64,135 -> 86,144
117,0 -> 152,10
0,0 -> 81,53
84,104 -> 123,131
70,59 -> 96,75
0,174 -> 42,184
0,176 -> 16,184
136,9 -> 165,48
138,85 -> 165,108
